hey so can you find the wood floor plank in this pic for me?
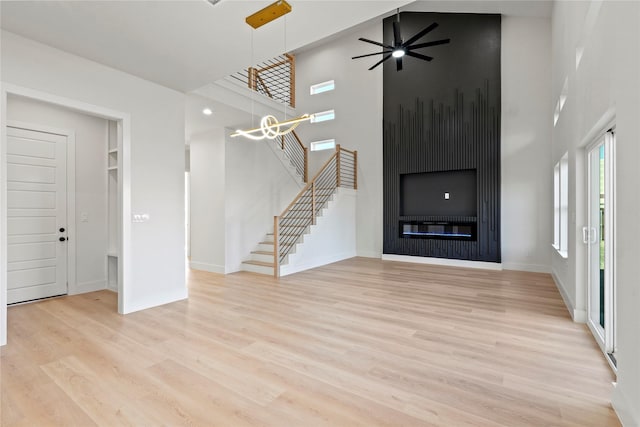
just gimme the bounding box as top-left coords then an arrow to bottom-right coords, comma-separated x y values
1,257 -> 620,426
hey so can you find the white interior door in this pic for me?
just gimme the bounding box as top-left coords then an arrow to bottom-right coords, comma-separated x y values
7,126 -> 68,304
585,130 -> 615,355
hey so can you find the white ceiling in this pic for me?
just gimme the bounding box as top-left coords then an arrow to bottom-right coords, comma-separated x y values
0,0 -> 411,93
0,1 -> 551,94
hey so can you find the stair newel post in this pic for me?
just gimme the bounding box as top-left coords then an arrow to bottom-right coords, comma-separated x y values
336,144 -> 341,188
353,150 -> 358,190
311,182 -> 316,226
273,216 -> 280,278
248,67 -> 257,91
303,146 -> 309,183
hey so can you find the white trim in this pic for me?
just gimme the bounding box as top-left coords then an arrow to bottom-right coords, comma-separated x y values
502,262 -> 551,273
6,120 -> 77,299
355,250 -> 382,259
612,384 -> 639,427
551,268 -> 587,322
280,251 -> 357,276
1,83 -> 132,346
381,254 -> 503,270
189,261 -> 226,274
72,280 -> 107,294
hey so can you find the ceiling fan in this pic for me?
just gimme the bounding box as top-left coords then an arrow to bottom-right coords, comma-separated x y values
352,10 -> 450,71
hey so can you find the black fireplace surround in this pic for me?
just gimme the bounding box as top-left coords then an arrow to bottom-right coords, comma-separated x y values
382,12 -> 501,262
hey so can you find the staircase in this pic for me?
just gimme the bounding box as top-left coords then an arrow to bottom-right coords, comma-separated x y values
241,145 -> 357,277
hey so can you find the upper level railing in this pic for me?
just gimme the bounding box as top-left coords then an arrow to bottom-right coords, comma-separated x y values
231,53 -> 295,108
273,145 -> 357,277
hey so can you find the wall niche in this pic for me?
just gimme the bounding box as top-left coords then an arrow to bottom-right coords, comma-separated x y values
383,12 -> 501,262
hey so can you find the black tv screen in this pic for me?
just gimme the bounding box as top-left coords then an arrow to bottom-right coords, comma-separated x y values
400,169 -> 477,217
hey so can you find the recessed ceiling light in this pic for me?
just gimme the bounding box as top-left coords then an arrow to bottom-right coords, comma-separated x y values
202,108 -> 213,116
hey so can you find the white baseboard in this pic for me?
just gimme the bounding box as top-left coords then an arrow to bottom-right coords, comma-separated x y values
551,269 -> 586,323
280,251 -> 356,276
70,279 -> 106,295
502,262 -> 551,273
189,261 -> 225,274
356,250 -> 382,259
122,288 -> 188,314
612,384 -> 639,427
382,254 -> 502,270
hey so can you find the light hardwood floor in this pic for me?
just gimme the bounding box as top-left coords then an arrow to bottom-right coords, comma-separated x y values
1,258 -> 619,426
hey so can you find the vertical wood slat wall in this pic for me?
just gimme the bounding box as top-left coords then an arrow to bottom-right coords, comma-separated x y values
382,13 -> 501,263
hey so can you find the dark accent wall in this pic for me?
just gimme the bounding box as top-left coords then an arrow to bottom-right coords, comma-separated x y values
383,12 -> 501,262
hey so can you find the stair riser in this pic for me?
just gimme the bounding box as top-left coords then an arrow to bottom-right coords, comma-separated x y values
256,243 -> 274,252
241,263 -> 274,275
250,253 -> 274,263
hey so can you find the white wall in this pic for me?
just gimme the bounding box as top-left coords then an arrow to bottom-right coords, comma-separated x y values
189,130 -> 226,274
294,22 -> 384,258
551,2 -> 640,425
1,31 -> 187,324
281,188 -> 357,276
294,18 -> 553,268
224,135 -> 302,273
7,95 -> 109,293
501,16 -> 553,273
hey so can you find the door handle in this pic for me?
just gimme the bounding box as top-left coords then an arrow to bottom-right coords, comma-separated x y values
59,227 -> 65,233
582,227 -> 589,244
59,237 -> 67,242
590,227 -> 598,244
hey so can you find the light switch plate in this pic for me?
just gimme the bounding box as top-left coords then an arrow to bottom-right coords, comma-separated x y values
132,213 -> 150,223
80,212 -> 89,222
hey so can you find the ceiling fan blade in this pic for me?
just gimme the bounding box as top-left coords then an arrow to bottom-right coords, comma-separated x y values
368,54 -> 392,70
402,22 -> 439,47
396,57 -> 403,71
407,39 -> 451,50
352,51 -> 392,59
405,51 -> 434,62
358,37 -> 393,50
393,21 -> 402,46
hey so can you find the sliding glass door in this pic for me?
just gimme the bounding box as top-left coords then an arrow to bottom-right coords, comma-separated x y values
585,131 -> 615,355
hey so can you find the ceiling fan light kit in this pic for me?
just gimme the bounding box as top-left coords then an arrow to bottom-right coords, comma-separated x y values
352,10 -> 451,71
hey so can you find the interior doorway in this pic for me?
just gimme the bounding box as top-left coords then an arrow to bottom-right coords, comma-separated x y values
1,85 -> 131,345
584,128 -> 616,362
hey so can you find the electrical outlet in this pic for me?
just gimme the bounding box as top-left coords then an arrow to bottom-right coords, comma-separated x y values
132,213 -> 150,223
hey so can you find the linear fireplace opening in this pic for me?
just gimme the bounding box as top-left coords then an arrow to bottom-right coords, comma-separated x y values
400,169 -> 477,217
400,221 -> 477,240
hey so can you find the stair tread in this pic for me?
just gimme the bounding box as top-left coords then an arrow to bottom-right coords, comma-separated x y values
243,260 -> 274,267
251,250 -> 274,255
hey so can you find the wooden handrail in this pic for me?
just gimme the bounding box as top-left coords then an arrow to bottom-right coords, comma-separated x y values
256,59 -> 288,73
286,53 -> 296,108
354,150 -> 358,190
340,147 -> 356,155
278,152 -> 338,219
290,130 -> 305,152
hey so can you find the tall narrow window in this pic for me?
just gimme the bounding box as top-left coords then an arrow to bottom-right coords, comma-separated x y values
553,153 -> 569,257
560,153 -> 569,255
553,163 -> 560,248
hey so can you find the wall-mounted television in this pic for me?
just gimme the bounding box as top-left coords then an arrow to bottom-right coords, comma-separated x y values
400,169 -> 477,217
